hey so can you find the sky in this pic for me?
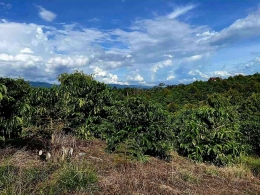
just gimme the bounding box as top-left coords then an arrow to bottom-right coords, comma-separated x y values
0,0 -> 260,85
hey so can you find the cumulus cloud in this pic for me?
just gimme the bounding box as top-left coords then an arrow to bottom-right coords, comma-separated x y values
20,47 -> 34,54
0,53 -> 42,62
45,56 -> 89,73
127,74 -> 144,82
0,4 -> 260,85
167,75 -> 175,80
92,66 -> 126,84
212,71 -> 231,77
38,6 -> 57,22
189,70 -> 209,79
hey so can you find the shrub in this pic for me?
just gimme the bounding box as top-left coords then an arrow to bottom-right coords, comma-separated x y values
0,78 -> 31,138
57,71 -> 114,138
173,106 -> 244,165
239,93 -> 260,155
103,97 -> 174,160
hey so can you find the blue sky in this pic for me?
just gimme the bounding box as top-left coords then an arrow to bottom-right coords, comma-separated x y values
0,0 -> 259,85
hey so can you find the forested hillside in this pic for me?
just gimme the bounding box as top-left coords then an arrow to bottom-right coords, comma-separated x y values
1,72 -> 260,194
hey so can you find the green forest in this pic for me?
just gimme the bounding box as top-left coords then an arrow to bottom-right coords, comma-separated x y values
1,71 -> 260,194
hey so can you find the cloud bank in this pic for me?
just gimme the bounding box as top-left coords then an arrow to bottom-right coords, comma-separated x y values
0,4 -> 259,85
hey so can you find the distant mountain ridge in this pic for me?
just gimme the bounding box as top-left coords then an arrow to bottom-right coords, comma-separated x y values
29,81 -> 53,88
28,81 -> 153,89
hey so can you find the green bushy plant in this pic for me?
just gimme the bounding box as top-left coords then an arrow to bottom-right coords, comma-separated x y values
103,97 -> 174,160
239,93 -> 260,155
57,71 -> 114,138
173,104 -> 244,165
0,78 -> 31,138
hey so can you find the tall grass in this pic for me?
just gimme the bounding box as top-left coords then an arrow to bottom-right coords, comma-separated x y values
0,160 -> 98,195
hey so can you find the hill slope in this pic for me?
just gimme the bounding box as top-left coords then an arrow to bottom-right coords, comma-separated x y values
1,137 -> 260,195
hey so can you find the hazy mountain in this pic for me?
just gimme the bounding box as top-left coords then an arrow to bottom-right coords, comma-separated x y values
29,81 -> 54,88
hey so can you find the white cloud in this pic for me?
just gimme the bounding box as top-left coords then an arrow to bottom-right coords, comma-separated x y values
0,53 -> 42,62
38,6 -> 57,22
127,74 -> 144,82
167,5 -> 196,19
45,56 -> 89,73
167,75 -> 175,80
212,71 -> 231,77
196,31 -> 218,42
152,60 -> 173,73
188,70 -> 209,79
187,55 -> 203,61
92,66 -> 107,77
1,19 -> 8,23
209,8 -> 260,46
0,5 -> 260,85
92,66 -> 126,84
20,47 -> 34,54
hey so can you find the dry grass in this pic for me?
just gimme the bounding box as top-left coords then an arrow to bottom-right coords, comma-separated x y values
1,138 -> 260,195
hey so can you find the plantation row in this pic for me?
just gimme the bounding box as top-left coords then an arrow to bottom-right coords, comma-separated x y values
0,72 -> 260,165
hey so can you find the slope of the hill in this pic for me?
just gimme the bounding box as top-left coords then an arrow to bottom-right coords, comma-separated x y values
1,136 -> 260,195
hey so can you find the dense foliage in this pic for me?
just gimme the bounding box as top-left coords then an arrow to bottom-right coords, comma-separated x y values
1,72 -> 260,164
104,97 -> 173,160
0,78 -> 31,138
173,105 -> 243,165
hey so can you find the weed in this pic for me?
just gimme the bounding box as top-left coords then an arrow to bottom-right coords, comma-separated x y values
240,155 -> 260,177
39,161 -> 98,194
179,170 -> 200,184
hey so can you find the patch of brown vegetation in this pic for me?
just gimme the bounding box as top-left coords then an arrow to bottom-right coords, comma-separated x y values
1,138 -> 260,195
81,141 -> 260,195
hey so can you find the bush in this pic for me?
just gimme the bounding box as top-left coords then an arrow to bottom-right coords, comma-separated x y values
57,71 -> 114,138
239,93 -> 260,155
103,97 -> 174,160
173,106 -> 244,165
0,78 -> 31,138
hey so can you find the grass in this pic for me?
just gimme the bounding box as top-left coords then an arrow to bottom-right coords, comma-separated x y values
240,155 -> 260,177
1,135 -> 260,195
38,161 -> 98,195
0,164 -> 51,195
0,160 -> 98,195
